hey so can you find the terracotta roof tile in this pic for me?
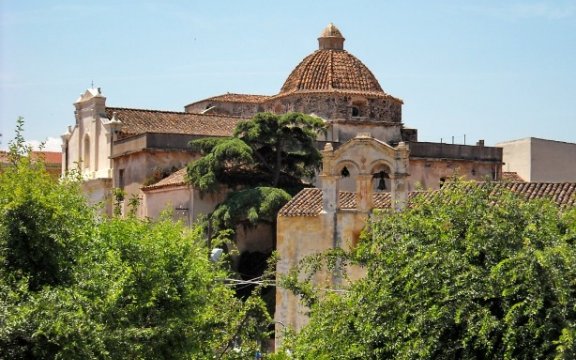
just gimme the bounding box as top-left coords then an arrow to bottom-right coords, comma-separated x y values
0,151 -> 61,165
198,93 -> 270,104
279,189 -> 393,216
141,168 -> 188,191
105,107 -> 244,139
278,188 -> 323,216
497,182 -> 576,207
502,172 -> 525,182
32,151 -> 62,164
270,88 -> 402,103
280,49 -> 384,94
279,182 -> 576,217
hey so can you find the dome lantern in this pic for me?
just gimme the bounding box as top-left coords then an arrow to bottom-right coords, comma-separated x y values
318,22 -> 345,50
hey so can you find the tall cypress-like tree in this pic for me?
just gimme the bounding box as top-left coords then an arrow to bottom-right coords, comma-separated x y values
187,112 -> 325,234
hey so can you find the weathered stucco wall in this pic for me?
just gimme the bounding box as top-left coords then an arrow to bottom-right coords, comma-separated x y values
497,137 -> 576,182
275,209 -> 370,346
81,178 -> 112,214
113,151 -> 197,216
185,100 -> 261,118
142,186 -> 192,223
409,159 -> 500,190
275,213 -> 334,343
264,94 -> 401,125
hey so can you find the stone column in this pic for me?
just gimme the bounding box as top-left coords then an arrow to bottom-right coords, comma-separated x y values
391,173 -> 408,210
320,143 -> 338,213
356,174 -> 374,213
392,141 -> 410,211
60,126 -> 72,177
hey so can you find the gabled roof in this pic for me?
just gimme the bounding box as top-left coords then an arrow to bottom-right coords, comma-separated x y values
191,93 -> 271,104
141,168 -> 188,191
279,182 -> 576,217
279,188 -> 393,216
75,88 -> 105,103
0,151 -> 61,165
105,107 -> 244,139
32,151 -> 62,164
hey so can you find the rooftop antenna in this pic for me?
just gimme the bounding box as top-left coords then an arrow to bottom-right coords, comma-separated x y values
91,80 -> 94,88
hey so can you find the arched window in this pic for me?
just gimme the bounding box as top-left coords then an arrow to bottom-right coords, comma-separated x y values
83,135 -> 90,169
372,171 -> 389,192
370,163 -> 392,192
337,163 -> 358,192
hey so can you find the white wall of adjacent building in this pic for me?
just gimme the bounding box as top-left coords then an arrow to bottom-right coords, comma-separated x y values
497,137 -> 576,182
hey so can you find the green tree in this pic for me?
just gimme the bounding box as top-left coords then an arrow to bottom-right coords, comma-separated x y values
0,119 -> 270,359
187,112 -> 325,234
283,182 -> 576,359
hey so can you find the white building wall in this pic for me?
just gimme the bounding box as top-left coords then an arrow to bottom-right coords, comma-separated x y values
530,138 -> 576,182
497,137 -> 576,182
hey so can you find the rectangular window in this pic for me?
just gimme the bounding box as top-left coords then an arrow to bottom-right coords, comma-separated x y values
118,169 -> 125,189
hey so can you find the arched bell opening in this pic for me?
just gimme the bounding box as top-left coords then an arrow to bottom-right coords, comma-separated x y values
370,163 -> 392,192
336,161 -> 359,193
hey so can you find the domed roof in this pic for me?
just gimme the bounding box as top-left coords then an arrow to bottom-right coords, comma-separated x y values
279,23 -> 384,95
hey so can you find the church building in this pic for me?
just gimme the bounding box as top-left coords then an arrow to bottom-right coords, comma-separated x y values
62,23 -> 502,219
61,24 -> 521,347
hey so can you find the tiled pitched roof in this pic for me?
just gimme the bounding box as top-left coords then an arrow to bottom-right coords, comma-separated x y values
279,188 -> 323,216
141,168 -> 188,191
502,172 -> 525,182
105,107 -> 243,138
198,93 -> 270,104
279,188 -> 393,216
270,88 -> 402,103
0,151 -> 61,165
32,151 -> 62,164
279,182 -> 576,217
496,182 -> 576,206
280,49 -> 384,94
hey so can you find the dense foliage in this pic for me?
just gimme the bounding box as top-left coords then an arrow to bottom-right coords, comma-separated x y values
0,119 -> 270,359
283,182 -> 576,359
187,112 -> 325,234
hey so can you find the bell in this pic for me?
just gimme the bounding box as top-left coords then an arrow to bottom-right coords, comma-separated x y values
377,176 -> 386,191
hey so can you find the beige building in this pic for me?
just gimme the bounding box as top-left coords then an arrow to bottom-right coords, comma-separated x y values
497,137 -> 576,182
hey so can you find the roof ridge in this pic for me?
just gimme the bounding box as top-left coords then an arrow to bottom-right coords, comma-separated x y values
280,182 -> 576,217
106,107 -> 244,119
106,106 -> 187,115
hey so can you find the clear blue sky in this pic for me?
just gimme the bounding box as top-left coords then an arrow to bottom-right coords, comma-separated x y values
1,0 -> 575,151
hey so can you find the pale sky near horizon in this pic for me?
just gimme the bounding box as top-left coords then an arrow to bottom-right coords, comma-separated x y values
1,0 -> 575,151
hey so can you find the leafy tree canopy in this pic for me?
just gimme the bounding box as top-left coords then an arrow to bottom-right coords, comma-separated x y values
283,181 -> 576,359
187,112 -> 325,194
0,118 -> 270,359
187,112 -> 325,235
211,187 -> 292,232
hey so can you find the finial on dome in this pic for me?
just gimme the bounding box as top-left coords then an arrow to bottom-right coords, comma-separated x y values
318,22 -> 345,50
